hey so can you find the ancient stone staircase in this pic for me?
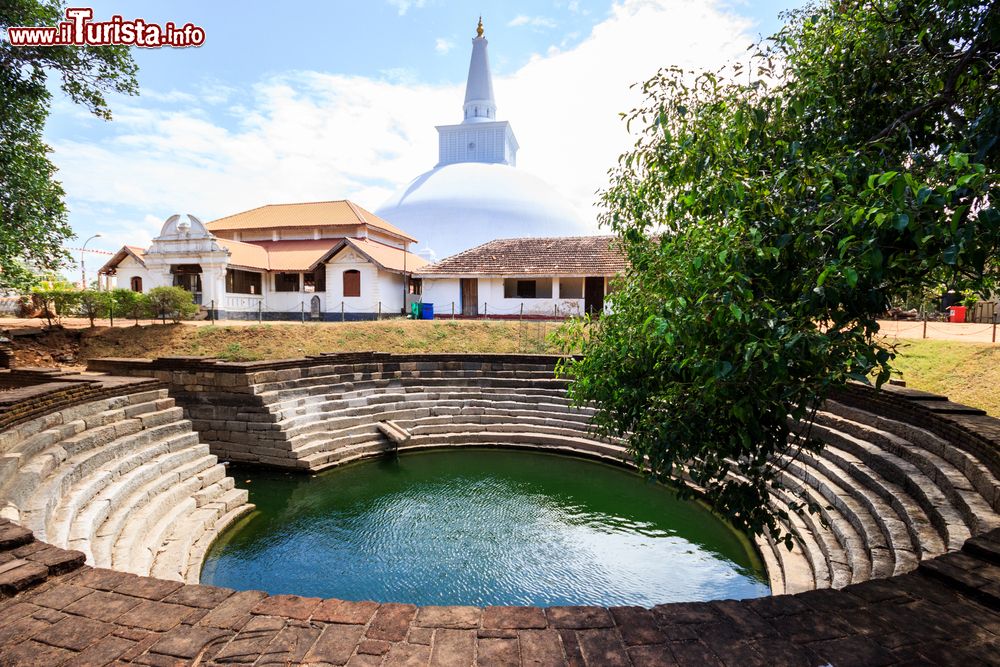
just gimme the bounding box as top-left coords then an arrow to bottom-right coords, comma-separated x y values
0,380 -> 252,583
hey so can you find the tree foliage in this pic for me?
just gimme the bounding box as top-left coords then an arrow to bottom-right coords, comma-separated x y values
111,288 -> 146,325
559,0 -> 1000,540
1,1 -> 137,290
145,287 -> 198,323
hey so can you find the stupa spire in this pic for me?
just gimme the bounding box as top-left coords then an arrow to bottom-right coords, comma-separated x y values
462,17 -> 496,124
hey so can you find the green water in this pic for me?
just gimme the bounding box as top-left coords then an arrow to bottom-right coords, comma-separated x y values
201,449 -> 769,607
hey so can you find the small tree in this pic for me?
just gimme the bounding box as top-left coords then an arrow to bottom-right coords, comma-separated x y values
29,279 -> 80,327
111,288 -> 146,326
145,286 -> 198,324
76,290 -> 111,327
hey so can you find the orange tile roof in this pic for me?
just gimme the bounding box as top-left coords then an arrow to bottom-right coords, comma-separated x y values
416,236 -> 626,276
243,239 -> 343,272
313,238 -> 429,274
204,200 -> 417,242
215,238 -> 270,270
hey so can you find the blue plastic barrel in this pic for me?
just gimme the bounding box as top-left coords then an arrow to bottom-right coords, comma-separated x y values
421,302 -> 434,320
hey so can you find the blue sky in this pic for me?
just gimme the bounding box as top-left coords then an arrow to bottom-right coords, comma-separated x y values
34,0 -> 803,269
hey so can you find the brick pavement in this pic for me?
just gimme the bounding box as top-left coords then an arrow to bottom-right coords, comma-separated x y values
1,518 -> 998,666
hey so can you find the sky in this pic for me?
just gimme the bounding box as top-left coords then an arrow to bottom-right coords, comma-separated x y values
35,0 -> 804,265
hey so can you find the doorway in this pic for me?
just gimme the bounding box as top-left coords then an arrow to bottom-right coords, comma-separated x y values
460,278 -> 479,316
585,277 -> 604,315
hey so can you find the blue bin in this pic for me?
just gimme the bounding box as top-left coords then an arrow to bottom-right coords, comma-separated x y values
421,302 -> 434,320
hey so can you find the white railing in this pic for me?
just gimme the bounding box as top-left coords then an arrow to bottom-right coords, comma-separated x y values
224,294 -> 264,311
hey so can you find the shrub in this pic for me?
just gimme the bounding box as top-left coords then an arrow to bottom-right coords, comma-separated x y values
145,286 -> 198,323
111,288 -> 147,325
76,290 -> 112,327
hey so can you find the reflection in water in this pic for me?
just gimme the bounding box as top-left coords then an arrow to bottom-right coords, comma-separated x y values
202,449 -> 770,607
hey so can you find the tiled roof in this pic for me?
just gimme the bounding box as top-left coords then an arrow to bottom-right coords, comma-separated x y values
204,200 -> 417,242
215,239 -> 270,270
416,236 -> 625,276
232,239 -> 343,272
313,238 -> 429,274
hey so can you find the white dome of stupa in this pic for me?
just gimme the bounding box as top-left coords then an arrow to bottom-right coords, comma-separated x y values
375,18 -> 588,261
377,163 -> 585,260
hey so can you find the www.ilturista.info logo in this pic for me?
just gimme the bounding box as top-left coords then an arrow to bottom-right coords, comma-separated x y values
5,7 -> 205,48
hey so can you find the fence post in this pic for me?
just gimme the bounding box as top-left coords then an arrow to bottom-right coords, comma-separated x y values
993,313 -> 997,344
210,299 -> 215,325
520,303 -> 523,321
378,301 -> 382,320
341,302 -> 345,322
922,311 -> 927,339
301,301 -> 305,324
554,304 -> 557,319
257,301 -> 262,324
483,302 -> 487,320
108,299 -> 114,327
452,302 -> 455,320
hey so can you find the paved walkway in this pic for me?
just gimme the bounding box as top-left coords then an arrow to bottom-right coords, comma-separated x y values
1,518 -> 999,666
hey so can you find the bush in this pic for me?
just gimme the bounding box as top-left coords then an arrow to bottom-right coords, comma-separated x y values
111,289 -> 147,325
29,279 -> 80,327
145,286 -> 198,323
76,290 -> 112,327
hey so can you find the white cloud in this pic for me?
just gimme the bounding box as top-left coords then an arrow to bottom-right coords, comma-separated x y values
386,0 -> 426,16
434,37 -> 454,54
52,0 -> 755,245
508,15 -> 559,29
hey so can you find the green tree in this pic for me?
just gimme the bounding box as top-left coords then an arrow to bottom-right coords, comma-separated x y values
146,286 -> 198,324
1,1 -> 138,290
29,278 -> 80,327
111,288 -> 146,326
559,0 -> 1000,540
75,289 -> 110,327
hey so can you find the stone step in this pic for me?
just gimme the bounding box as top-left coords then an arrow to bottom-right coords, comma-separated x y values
779,458 -> 890,579
14,418 -> 195,539
817,409 -> 1000,532
769,484 -> 851,588
253,368 -> 563,397
150,484 -> 250,581
51,434 -> 206,547
813,421 -> 972,554
824,399 -> 1000,496
185,502 -> 256,584
101,455 -> 219,571
62,439 -> 209,560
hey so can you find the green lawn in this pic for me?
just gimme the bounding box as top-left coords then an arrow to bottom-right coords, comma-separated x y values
888,339 -> 1000,415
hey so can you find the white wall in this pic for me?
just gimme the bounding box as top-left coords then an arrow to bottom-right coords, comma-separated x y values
324,253 -> 384,315
420,276 -> 594,316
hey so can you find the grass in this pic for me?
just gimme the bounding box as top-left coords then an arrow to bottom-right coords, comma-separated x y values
78,319 -> 567,362
886,338 -> 1000,416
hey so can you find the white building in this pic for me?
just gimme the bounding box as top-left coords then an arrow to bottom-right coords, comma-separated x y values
375,19 -> 588,261
417,236 -> 625,317
98,202 -> 427,320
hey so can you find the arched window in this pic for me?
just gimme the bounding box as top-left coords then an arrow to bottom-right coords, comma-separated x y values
343,269 -> 361,297
130,276 -> 142,292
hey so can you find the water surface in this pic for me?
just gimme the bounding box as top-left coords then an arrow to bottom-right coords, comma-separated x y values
202,449 -> 769,606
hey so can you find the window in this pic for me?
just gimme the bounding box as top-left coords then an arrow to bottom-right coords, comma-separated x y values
559,277 -> 584,299
503,277 -> 552,299
275,272 -> 300,292
226,269 -> 262,295
408,278 -> 422,296
303,272 -> 316,293
130,276 -> 142,292
343,269 -> 361,297
314,265 -> 326,292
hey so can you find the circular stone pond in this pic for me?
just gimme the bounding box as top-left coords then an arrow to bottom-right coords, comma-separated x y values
201,449 -> 769,607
